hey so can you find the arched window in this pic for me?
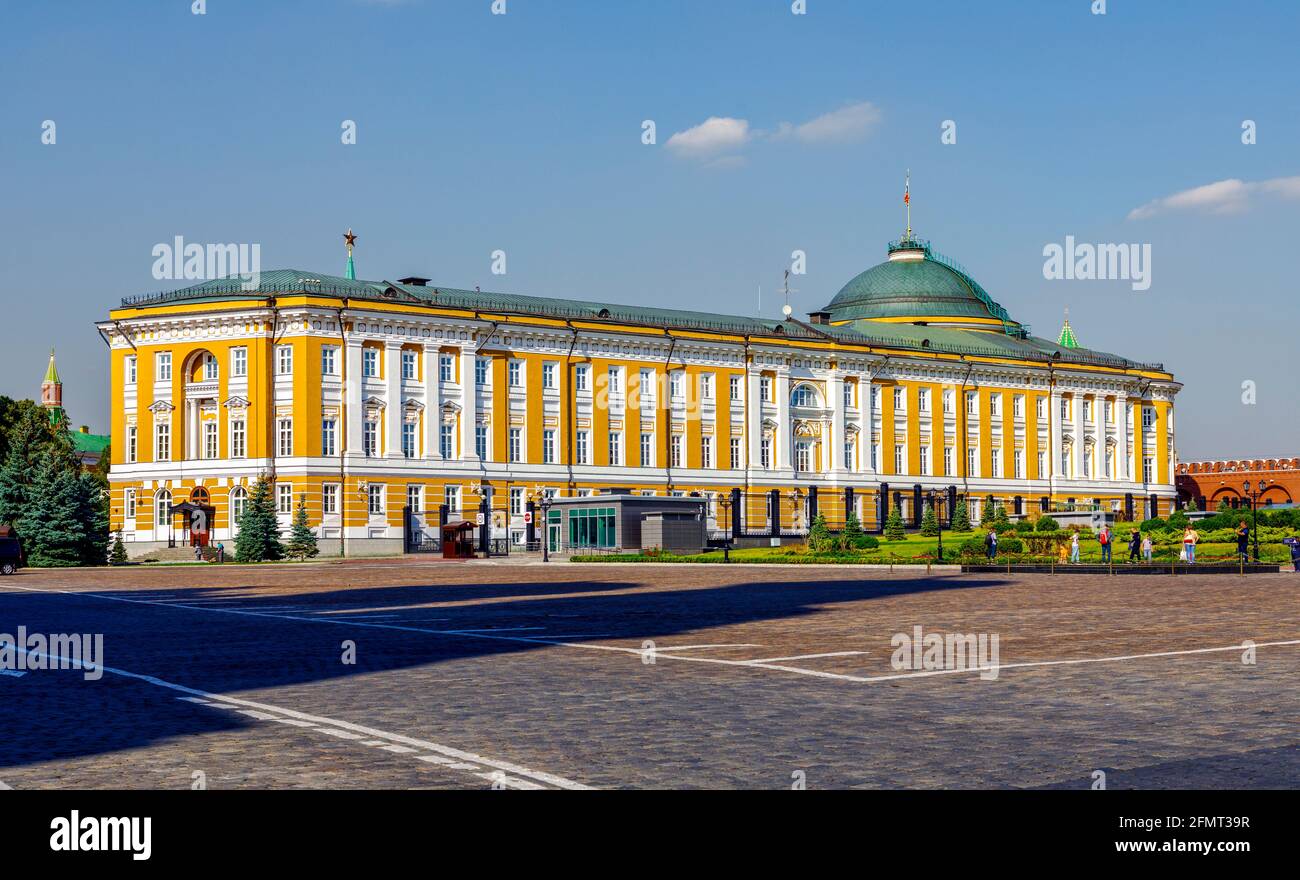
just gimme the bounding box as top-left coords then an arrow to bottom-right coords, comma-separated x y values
155,490 -> 171,530
791,384 -> 819,408
230,487 -> 248,527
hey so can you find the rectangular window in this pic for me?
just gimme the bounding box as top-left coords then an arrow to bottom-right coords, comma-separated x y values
731,437 -> 742,470
363,348 -> 378,378
844,383 -> 854,410
872,443 -> 879,470
322,484 -> 339,515
475,424 -> 488,460
277,419 -> 293,457
155,423 -> 170,460
1013,395 -> 1024,418
1083,447 -> 1092,478
894,444 -> 905,474
321,419 -> 336,457
871,385 -> 880,409
1014,449 -> 1024,479
124,488 -> 136,519
670,434 -> 683,468
919,445 -> 930,475
509,428 -> 522,463
363,421 -> 377,457
156,352 -> 172,381
700,436 -> 713,469
277,484 -> 293,515
230,420 -> 246,459
760,376 -> 771,403
967,446 -> 978,478
1038,451 -> 1047,477
402,350 -> 417,381
944,446 -> 954,475
640,433 -> 653,467
844,440 -> 854,470
277,345 -> 293,376
319,346 -> 335,378
445,485 -> 461,514
608,431 -> 622,465
440,423 -> 454,459
402,423 -> 416,459
542,362 -> 557,389
202,353 -> 218,380
509,487 -> 524,516
1142,406 -> 1155,430
1061,398 -> 1070,421
575,430 -> 589,465
795,442 -> 811,473
1037,397 -> 1046,419
942,389 -> 954,414
699,374 -> 713,400
1105,447 -> 1114,479
125,355 -> 137,385
126,426 -> 137,463
508,360 -> 522,387
760,436 -> 772,470
1062,449 -> 1071,477
204,422 -> 218,460
575,364 -> 590,392
1143,456 -> 1154,484
607,367 -> 622,394
439,354 -> 454,383
991,448 -> 1002,478
1083,400 -> 1092,422
918,388 -> 930,413
406,485 -> 423,513
542,429 -> 556,464
966,392 -> 977,415
894,388 -> 906,413
729,375 -> 742,401
368,484 -> 384,516
989,393 -> 1001,418
475,356 -> 490,386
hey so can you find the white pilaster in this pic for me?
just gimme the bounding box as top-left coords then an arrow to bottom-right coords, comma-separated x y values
829,372 -> 845,474
1115,392 -> 1129,481
384,342 -> 402,459
860,375 -> 874,475
776,370 -> 792,470
1072,390 -> 1085,479
460,346 -> 477,461
345,341 -> 363,455
424,344 -> 441,459
747,370 -> 762,469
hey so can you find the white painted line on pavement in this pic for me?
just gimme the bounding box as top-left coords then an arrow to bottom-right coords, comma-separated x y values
5,636 -> 592,791
0,779 -> 11,790
646,644 -> 762,652
741,651 -> 869,664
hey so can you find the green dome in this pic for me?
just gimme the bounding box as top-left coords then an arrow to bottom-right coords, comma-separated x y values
823,241 -> 1018,329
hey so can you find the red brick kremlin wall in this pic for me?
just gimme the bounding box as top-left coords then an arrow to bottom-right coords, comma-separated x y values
1177,458 -> 1299,509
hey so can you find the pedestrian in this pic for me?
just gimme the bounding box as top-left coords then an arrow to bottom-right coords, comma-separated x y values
194,543 -> 203,562
1236,520 -> 1249,562
216,541 -> 225,564
1069,531 -> 1080,563
1098,524 -> 1112,564
985,528 -> 998,560
1286,537 -> 1300,573
1128,529 -> 1141,562
1141,533 -> 1153,562
1183,525 -> 1199,564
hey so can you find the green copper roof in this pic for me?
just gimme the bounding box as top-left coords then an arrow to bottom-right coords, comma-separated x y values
44,350 -> 60,384
822,242 -> 1019,329
1057,317 -> 1078,348
72,430 -> 110,456
117,267 -> 1166,373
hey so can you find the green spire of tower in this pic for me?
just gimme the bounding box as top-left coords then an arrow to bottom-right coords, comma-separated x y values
344,228 -> 357,280
1057,307 -> 1078,349
44,348 -> 61,384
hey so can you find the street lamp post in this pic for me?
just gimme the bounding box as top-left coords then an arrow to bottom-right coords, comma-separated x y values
717,494 -> 732,563
539,494 -> 553,563
928,490 -> 942,562
1243,479 -> 1266,562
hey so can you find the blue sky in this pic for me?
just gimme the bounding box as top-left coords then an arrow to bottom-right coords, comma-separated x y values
2,0 -> 1297,458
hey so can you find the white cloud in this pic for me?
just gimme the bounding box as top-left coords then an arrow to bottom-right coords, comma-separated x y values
773,101 -> 882,144
1128,175 -> 1300,220
665,117 -> 752,159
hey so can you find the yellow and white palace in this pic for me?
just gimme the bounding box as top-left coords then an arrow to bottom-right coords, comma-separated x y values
100,231 -> 1181,556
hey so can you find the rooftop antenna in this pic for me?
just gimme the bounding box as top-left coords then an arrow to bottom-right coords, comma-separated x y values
781,269 -> 797,319
903,169 -> 912,240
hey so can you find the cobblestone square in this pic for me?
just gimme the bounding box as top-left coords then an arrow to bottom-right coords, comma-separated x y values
1,560 -> 1296,789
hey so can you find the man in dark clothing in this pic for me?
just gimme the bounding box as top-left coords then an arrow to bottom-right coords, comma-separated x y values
1285,537 -> 1300,573
985,529 -> 997,560
1236,521 -> 1250,562
1128,530 -> 1141,562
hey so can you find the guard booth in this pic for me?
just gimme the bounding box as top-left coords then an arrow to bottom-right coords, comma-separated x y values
441,521 -> 476,559
168,499 -> 215,548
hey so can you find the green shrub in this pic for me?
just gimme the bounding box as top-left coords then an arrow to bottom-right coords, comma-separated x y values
1036,516 -> 1059,532
884,502 -> 906,541
1139,517 -> 1168,532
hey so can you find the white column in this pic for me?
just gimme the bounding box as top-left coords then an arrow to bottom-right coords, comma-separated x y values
345,342 -> 363,455
1093,391 -> 1106,480
460,346 -> 477,461
384,343 -> 402,458
424,345 -> 441,459
776,370 -> 792,471
1072,391 -> 1085,479
1049,389 -> 1063,489
829,372 -> 845,474
859,375 -> 874,474
1115,392 -> 1129,481
747,370 -> 762,469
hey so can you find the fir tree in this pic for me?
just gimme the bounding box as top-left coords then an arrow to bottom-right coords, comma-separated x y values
1216,498 -> 1230,513
843,510 -> 866,549
235,476 -> 283,563
920,502 -> 940,537
110,529 -> 129,565
884,502 -> 906,541
979,494 -> 996,527
993,503 -> 1012,532
22,460 -> 90,567
1185,497 -> 1198,513
285,493 -> 320,561
951,496 -> 972,532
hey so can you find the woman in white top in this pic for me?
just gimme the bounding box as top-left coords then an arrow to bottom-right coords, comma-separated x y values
1070,531 -> 1080,563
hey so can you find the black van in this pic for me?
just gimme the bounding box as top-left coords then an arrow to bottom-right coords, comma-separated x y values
0,536 -> 24,575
